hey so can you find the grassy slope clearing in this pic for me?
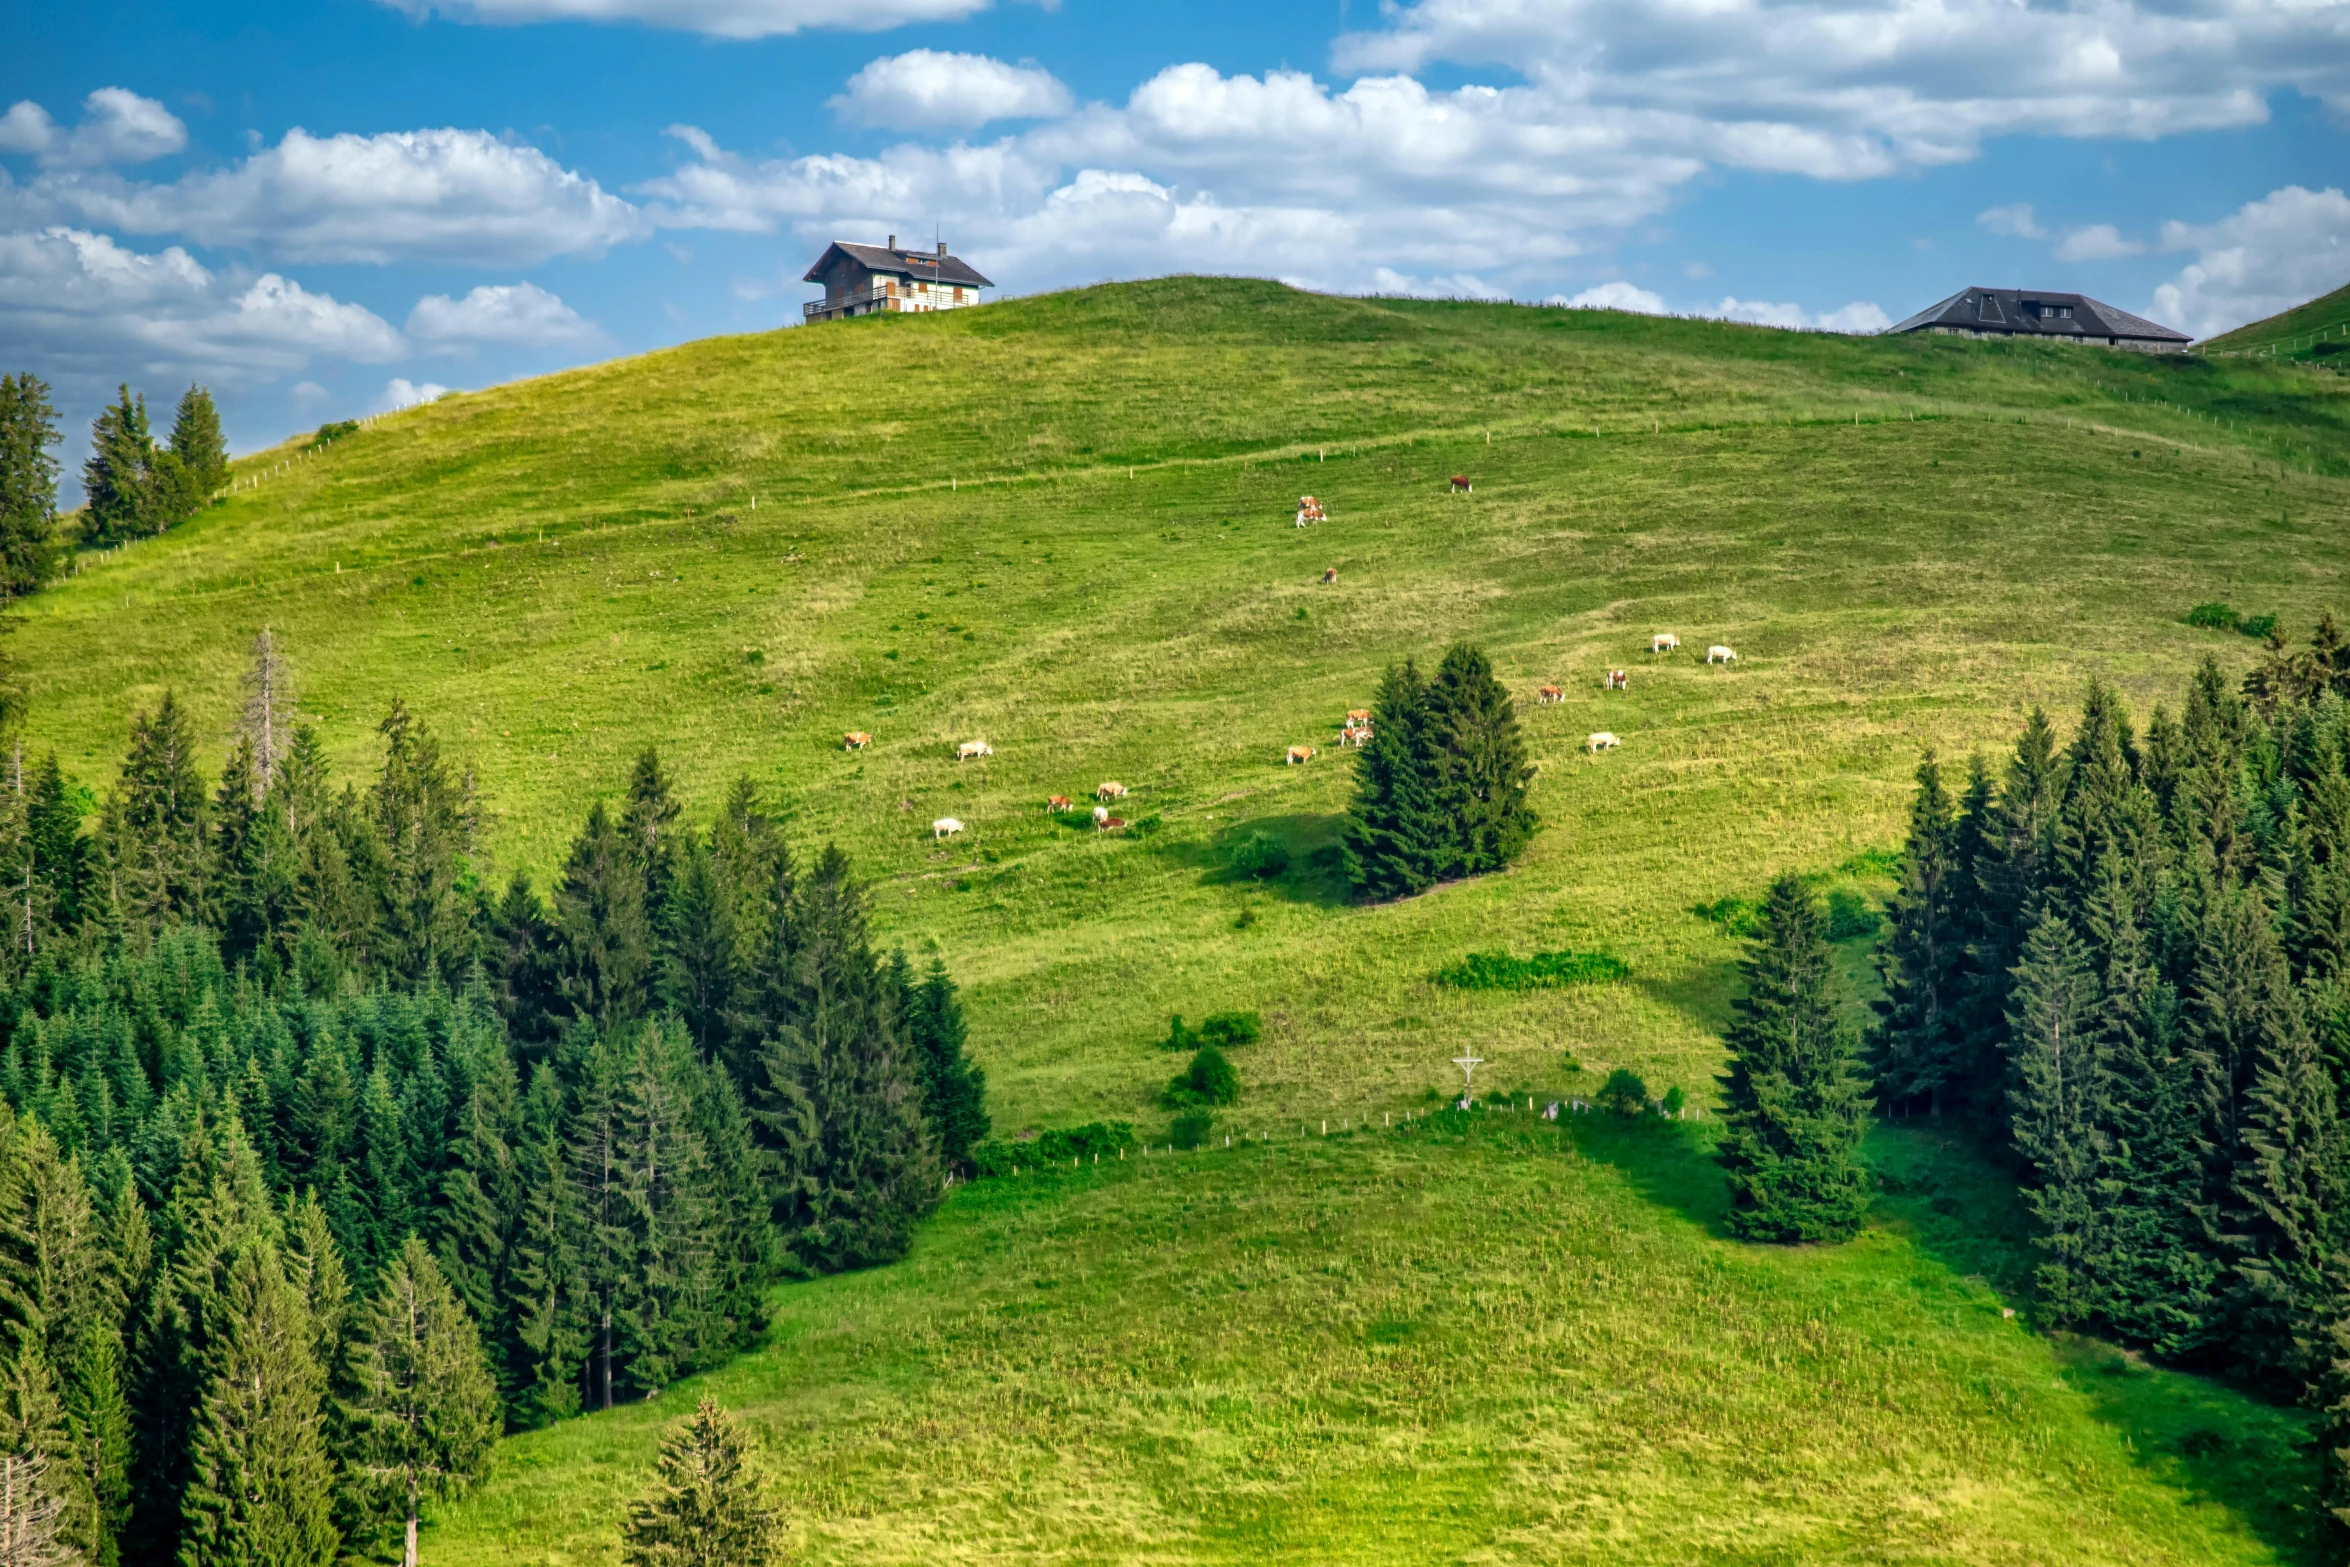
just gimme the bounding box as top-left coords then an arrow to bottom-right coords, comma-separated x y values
19,279 -> 2350,1562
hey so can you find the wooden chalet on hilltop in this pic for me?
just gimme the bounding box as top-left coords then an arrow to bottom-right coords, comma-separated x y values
803,237 -> 994,323
1889,288 -> 2190,352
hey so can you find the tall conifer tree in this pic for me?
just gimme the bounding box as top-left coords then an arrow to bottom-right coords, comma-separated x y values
2005,910 -> 2102,1323
1342,659 -> 1443,901
1716,876 -> 1874,1244
1873,751 -> 1970,1111
79,390 -> 153,550
0,375 -> 61,598
1422,642 -> 1537,878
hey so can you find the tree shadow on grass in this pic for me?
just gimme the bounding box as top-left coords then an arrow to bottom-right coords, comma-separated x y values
1871,1121 -> 2325,1564
1562,1113 -> 1734,1234
1165,811 -> 1354,908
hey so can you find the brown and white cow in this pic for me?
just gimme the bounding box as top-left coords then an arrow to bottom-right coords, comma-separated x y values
1650,633 -> 1680,654
1604,669 -> 1627,690
1098,815 -> 1127,832
1047,794 -> 1073,812
1346,708 -> 1371,725
843,731 -> 872,751
1321,567 -> 1338,584
1287,745 -> 1316,765
1537,685 -> 1564,705
1449,476 -> 1472,493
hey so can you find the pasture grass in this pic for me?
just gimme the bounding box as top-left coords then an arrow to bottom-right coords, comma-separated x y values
17,279 -> 2350,1560
432,1117 -> 2320,1566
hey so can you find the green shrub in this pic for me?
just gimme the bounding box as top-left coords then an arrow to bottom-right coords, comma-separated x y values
1157,1014 -> 1199,1052
1661,1086 -> 1686,1117
1690,896 -> 1760,934
1432,950 -> 1631,991
1597,1068 -> 1651,1116
1199,1010 -> 1263,1048
1825,889 -> 1881,940
1171,1112 -> 1212,1150
1231,831 -> 1290,879
308,419 -> 360,449
2186,601 -> 2240,631
1163,1045 -> 1240,1109
2239,612 -> 2279,641
1835,847 -> 1902,879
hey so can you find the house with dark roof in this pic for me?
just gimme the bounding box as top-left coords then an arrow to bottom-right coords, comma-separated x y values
802,237 -> 994,323
1889,288 -> 2190,352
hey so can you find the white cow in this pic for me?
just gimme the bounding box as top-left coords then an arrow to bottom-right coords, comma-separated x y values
933,817 -> 964,838
1651,633 -> 1679,654
958,739 -> 994,760
1587,732 -> 1621,753
1093,805 -> 1110,825
1706,645 -> 1737,664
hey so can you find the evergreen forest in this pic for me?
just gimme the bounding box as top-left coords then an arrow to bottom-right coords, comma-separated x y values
0,632 -> 985,1565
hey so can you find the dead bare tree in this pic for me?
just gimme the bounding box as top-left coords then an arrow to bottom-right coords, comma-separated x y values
239,627 -> 296,797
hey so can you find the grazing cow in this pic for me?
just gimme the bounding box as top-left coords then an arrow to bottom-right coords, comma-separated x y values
933,817 -> 964,838
1706,645 -> 1737,664
1295,495 -> 1325,527
1321,567 -> 1338,584
843,731 -> 871,751
958,739 -> 994,760
1604,669 -> 1628,691
1047,794 -> 1073,812
1287,745 -> 1316,765
1537,685 -> 1564,705
1338,724 -> 1370,747
1098,815 -> 1128,832
1096,781 -> 1129,800
1346,708 -> 1371,725
1093,805 -> 1109,824
1651,633 -> 1679,654
1587,732 -> 1621,752
1449,476 -> 1472,493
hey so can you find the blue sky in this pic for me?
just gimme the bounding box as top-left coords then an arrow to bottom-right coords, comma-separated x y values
4,0 -> 2347,477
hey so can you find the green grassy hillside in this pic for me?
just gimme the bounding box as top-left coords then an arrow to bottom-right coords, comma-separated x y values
2201,278 -> 2350,357
22,279 -> 2350,1562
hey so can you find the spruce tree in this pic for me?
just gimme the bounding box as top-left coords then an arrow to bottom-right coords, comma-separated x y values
1872,751 -> 1969,1112
486,873 -> 563,1055
0,375 -> 61,599
1342,659 -> 1443,901
750,848 -> 938,1271
1715,876 -> 1874,1244
174,1242 -> 339,1567
79,390 -> 152,550
500,1070 -> 582,1428
2221,982 -> 2344,1389
368,701 -> 473,984
337,1237 -> 497,1567
1966,708 -> 2065,1114
103,694 -> 209,938
25,755 -> 89,942
620,1397 -> 783,1567
2079,851 -> 2214,1357
621,749 -> 683,924
2004,910 -> 2102,1323
164,390 -> 226,506
556,803 -> 653,1035
1422,642 -> 1537,878
896,953 -> 988,1173
659,836 -> 736,1059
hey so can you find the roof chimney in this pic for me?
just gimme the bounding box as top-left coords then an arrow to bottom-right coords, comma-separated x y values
938,240 -> 948,256
887,234 -> 896,250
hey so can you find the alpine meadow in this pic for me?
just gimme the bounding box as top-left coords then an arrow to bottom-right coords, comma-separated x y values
10,277 -> 2350,1565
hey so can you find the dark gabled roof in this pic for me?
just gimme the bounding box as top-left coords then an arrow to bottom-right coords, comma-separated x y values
1889,287 -> 2188,343
802,241 -> 993,289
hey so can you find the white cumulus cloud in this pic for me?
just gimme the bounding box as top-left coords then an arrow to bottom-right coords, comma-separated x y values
0,89 -> 187,169
2053,223 -> 2145,263
833,51 -> 1074,131
376,0 -> 986,39
2152,184 -> 2350,340
1978,203 -> 2047,240
0,227 -> 401,394
13,127 -> 646,266
1556,280 -> 1666,313
375,377 -> 453,412
406,281 -> 602,350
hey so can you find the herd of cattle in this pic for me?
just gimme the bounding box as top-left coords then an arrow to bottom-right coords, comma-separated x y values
871,631 -> 1742,841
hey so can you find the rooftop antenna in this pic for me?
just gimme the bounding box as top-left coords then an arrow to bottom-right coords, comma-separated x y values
1452,1051 -> 1484,1109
